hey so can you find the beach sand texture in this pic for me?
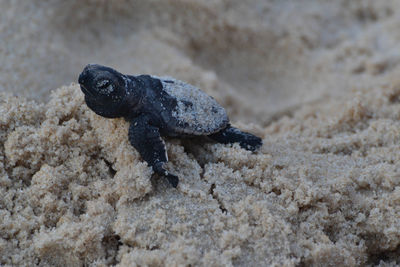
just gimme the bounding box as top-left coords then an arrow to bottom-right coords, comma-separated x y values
1,1 -> 400,266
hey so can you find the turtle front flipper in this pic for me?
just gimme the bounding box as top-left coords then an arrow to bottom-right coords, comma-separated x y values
128,115 -> 179,187
209,125 -> 262,152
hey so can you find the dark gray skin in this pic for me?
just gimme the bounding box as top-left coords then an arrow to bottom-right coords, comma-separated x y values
78,64 -> 262,187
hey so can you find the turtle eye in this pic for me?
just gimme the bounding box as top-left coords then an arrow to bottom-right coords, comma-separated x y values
96,79 -> 110,89
96,79 -> 114,95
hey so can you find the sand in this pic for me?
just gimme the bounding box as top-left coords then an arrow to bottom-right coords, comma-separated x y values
1,0 -> 400,266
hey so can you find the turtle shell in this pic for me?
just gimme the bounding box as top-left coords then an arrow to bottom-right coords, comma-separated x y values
153,76 -> 229,135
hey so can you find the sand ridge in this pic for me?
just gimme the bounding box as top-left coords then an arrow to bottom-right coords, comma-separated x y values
1,82 -> 400,266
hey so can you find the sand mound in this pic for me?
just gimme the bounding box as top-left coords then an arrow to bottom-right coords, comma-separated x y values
1,0 -> 400,266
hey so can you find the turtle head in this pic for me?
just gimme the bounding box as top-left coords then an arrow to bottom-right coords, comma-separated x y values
79,64 -> 129,118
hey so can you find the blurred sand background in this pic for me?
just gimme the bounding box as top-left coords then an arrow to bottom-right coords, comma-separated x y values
1,0 -> 400,266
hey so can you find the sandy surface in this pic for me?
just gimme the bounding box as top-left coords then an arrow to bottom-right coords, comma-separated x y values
1,0 -> 400,266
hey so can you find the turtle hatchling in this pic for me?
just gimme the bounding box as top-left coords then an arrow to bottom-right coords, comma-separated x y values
78,64 -> 262,187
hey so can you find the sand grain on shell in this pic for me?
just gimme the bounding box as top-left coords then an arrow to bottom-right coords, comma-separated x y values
1,0 -> 400,266
156,76 -> 229,134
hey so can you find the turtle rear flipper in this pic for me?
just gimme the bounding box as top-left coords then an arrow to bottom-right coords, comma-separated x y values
209,126 -> 262,152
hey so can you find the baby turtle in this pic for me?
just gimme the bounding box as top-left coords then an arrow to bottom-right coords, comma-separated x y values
78,64 -> 262,187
